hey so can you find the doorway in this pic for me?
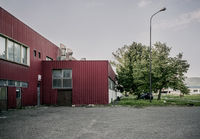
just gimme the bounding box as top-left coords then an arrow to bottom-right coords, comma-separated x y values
57,90 -> 72,106
16,88 -> 21,109
0,87 -> 7,111
37,83 -> 40,106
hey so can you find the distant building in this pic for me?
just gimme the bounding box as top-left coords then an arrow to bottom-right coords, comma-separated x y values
185,77 -> 200,95
161,77 -> 200,95
0,7 -> 116,111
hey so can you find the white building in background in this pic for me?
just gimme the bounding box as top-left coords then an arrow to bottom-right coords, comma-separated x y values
161,77 -> 200,95
185,77 -> 200,95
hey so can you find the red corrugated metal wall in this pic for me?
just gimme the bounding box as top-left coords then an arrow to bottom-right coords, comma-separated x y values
7,87 -> 16,109
42,61 -> 109,105
0,7 -> 60,108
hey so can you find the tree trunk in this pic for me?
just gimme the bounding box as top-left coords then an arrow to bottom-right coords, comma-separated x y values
137,93 -> 141,100
157,89 -> 162,100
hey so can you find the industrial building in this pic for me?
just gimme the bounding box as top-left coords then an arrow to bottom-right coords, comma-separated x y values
0,7 -> 117,111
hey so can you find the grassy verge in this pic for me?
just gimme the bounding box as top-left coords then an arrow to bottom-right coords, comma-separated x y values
162,94 -> 200,100
118,97 -> 200,107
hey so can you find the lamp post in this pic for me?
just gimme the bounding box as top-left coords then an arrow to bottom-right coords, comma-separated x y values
150,7 -> 166,102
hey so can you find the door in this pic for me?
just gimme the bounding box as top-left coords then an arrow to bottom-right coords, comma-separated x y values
37,83 -> 40,106
0,87 -> 7,111
16,88 -> 21,109
57,90 -> 72,106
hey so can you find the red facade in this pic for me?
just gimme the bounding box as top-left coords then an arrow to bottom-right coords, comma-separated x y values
0,7 -> 116,110
42,61 -> 115,105
0,7 -> 60,108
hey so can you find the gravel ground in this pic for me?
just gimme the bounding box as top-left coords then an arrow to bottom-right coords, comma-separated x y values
0,106 -> 200,139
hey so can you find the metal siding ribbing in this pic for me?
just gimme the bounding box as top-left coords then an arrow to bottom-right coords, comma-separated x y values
3,9 -> 12,37
0,7 -> 60,108
42,61 -> 110,105
7,87 -> 16,109
21,88 -> 29,106
0,60 -> 29,81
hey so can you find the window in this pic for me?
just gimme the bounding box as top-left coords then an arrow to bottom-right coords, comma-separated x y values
34,50 -> 36,57
0,79 -> 7,86
46,56 -> 53,61
0,87 -> 7,99
0,34 -> 29,66
0,36 -> 6,58
38,52 -> 41,58
52,69 -> 72,88
21,82 -> 28,88
108,78 -> 115,90
15,81 -> 20,87
0,79 -> 28,88
22,46 -> 27,64
8,40 -> 14,61
14,43 -> 21,63
8,80 -> 15,86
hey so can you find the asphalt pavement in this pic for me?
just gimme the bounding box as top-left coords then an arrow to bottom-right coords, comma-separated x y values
0,106 -> 200,139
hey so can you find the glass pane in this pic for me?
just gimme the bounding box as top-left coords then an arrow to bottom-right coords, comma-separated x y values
16,89 -> 21,98
34,50 -> 36,57
112,82 -> 115,90
8,80 -> 15,86
53,79 -> 62,88
8,40 -> 14,61
63,70 -> 71,78
22,46 -> 27,64
63,79 -> 72,88
53,70 -> 62,78
15,81 -> 20,87
0,79 -> 7,86
0,36 -> 6,58
14,43 -> 21,63
21,82 -> 28,87
108,78 -> 111,89
0,87 -> 7,99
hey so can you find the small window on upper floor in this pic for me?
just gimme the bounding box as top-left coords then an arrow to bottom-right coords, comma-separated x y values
38,52 -> 41,58
34,50 -> 36,57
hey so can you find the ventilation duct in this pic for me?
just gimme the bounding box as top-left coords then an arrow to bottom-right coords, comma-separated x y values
67,48 -> 73,60
60,44 -> 66,60
81,58 -> 86,61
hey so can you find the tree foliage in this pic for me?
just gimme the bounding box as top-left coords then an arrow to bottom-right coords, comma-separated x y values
111,42 -> 190,100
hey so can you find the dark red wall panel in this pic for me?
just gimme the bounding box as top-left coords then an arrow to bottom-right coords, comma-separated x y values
42,61 -> 110,105
21,88 -> 29,106
7,87 -> 16,109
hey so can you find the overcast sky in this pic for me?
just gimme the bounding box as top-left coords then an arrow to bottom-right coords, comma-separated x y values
0,0 -> 200,77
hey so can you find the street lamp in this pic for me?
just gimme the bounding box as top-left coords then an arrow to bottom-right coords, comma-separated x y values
150,7 -> 166,102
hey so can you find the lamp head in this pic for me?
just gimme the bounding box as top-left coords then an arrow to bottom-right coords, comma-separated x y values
160,7 -> 166,11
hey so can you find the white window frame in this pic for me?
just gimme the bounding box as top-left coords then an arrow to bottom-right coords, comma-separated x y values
52,69 -> 72,89
0,34 -> 30,66
0,79 -> 28,88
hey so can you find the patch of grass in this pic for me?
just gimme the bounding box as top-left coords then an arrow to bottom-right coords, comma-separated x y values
118,97 -> 200,106
162,94 -> 200,100
183,94 -> 200,100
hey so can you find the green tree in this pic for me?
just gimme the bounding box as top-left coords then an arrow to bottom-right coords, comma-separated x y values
111,42 -> 147,98
151,42 -> 190,100
111,42 -> 190,100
